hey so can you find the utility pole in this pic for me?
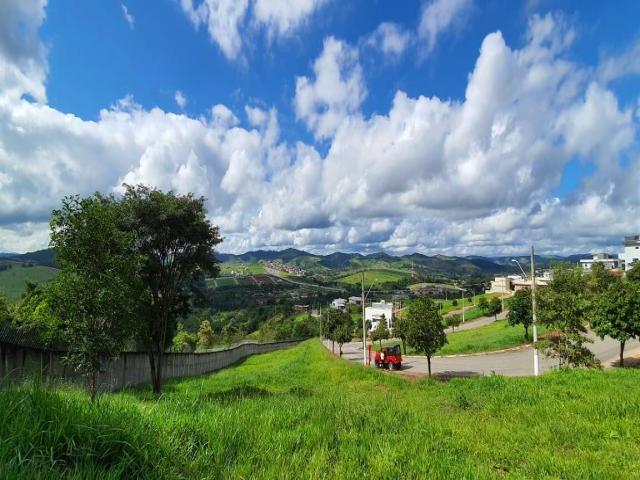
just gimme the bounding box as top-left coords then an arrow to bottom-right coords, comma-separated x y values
361,271 -> 367,365
319,303 -> 322,340
461,289 -> 465,323
531,245 -> 539,376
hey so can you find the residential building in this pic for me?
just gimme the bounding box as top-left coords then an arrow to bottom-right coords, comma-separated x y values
512,276 -> 550,291
579,252 -> 620,271
487,276 -> 511,294
365,300 -> 393,331
620,235 -> 640,272
330,298 -> 347,310
348,296 -> 362,305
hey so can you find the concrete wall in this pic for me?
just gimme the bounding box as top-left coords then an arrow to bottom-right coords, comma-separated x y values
0,340 -> 300,392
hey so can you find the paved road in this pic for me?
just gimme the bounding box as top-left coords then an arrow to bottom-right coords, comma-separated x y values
329,334 -> 640,377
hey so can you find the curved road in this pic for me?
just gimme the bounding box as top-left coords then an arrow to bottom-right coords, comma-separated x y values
329,334 -> 640,377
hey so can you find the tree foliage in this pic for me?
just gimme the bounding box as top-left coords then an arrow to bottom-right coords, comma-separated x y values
487,297 -> 502,321
537,266 -> 599,369
507,289 -> 533,339
49,194 -> 141,400
121,184 -> 222,393
406,297 -> 446,377
627,263 -> 640,283
478,296 -> 489,312
444,314 -> 462,332
591,279 -> 640,366
370,315 -> 390,347
392,315 -> 409,353
334,315 -> 353,357
196,319 -> 217,351
172,323 -> 198,352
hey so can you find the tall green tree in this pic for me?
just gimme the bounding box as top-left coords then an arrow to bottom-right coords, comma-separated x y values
392,314 -> 409,353
334,314 -> 353,357
172,323 -> 198,352
588,262 -> 616,294
323,309 -> 341,353
406,297 -> 446,377
122,185 -> 222,393
591,279 -> 640,366
444,313 -> 462,332
196,319 -> 216,351
537,265 -> 599,368
487,297 -> 502,321
478,296 -> 489,313
507,289 -> 533,339
49,194 -> 141,400
371,315 -> 390,348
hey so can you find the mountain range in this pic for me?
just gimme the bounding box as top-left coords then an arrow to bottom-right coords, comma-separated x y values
2,247 -> 593,279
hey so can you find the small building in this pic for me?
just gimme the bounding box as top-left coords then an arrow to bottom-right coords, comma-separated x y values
348,296 -> 362,305
330,298 -> 347,310
579,252 -> 620,271
487,276 -> 511,294
620,235 -> 640,272
365,300 -> 393,331
511,277 -> 550,291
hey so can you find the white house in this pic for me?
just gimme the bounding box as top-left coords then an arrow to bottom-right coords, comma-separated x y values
579,252 -> 620,271
365,300 -> 393,331
330,298 -> 347,310
620,235 -> 640,272
348,296 -> 362,305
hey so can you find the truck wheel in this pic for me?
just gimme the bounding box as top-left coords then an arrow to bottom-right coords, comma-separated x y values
396,363 -> 402,370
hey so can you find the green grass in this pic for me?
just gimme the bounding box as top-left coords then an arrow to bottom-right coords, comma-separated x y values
337,268 -> 410,285
0,262 -> 59,301
383,319 -> 547,356
1,341 -> 639,479
219,262 -> 266,275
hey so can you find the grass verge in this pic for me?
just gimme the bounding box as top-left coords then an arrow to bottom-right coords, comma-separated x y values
1,340 -> 638,478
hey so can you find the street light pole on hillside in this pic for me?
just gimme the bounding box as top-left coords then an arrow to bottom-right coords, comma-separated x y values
531,245 -> 539,377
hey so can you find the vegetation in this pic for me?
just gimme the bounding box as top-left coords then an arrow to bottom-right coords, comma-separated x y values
392,314 -> 408,353
384,319 -> 547,356
444,313 -> 462,332
591,278 -> 640,366
48,193 -> 142,400
0,261 -> 58,301
537,266 -> 599,368
486,296 -> 502,321
2,341 -> 640,479
507,289 -> 533,339
370,315 -> 390,347
121,185 -> 222,393
406,297 -> 446,376
337,268 -> 410,285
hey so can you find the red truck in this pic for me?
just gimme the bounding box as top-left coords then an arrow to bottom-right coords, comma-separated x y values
374,345 -> 402,370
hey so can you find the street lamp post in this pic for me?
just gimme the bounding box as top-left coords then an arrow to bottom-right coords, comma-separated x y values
530,246 -> 539,376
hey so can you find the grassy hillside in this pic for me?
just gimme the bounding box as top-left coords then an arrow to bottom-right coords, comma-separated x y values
1,341 -> 639,478
0,262 -> 59,301
337,268 -> 411,285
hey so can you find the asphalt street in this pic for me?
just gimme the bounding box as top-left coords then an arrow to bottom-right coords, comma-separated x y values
327,333 -> 640,378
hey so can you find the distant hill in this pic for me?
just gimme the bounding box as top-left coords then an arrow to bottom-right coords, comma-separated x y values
9,248 -> 58,268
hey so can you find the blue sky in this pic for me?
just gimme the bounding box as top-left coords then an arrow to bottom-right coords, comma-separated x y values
0,0 -> 639,255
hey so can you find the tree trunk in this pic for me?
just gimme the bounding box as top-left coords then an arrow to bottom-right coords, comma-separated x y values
402,339 -> 406,354
524,325 -> 529,340
427,355 -> 431,378
332,340 -> 335,354
89,372 -> 97,402
339,345 -> 343,357
620,340 -> 625,367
